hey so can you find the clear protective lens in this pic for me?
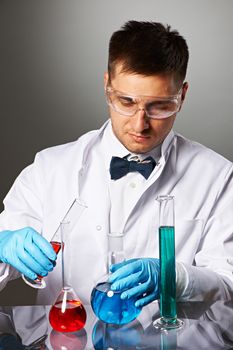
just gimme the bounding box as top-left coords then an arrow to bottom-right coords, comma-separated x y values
108,91 -> 138,116
145,99 -> 180,119
106,87 -> 181,119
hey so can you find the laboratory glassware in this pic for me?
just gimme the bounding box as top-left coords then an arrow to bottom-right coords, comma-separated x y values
91,232 -> 141,325
153,195 -> 184,330
49,220 -> 87,332
22,199 -> 80,289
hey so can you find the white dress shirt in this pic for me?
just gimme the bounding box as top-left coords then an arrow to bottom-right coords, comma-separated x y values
101,125 -> 161,234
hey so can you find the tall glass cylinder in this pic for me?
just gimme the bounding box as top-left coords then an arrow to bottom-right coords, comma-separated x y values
153,195 -> 183,330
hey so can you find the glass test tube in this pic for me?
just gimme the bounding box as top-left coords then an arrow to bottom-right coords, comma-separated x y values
22,198 -> 81,289
153,195 -> 183,330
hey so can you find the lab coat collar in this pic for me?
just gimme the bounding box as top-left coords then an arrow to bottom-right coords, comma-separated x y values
161,129 -> 175,160
76,119 -> 110,196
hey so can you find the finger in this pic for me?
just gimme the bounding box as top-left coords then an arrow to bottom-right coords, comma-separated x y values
110,258 -> 138,272
120,281 -> 150,300
135,291 -> 159,308
26,228 -> 57,261
11,256 -> 38,281
110,270 -> 143,291
109,260 -> 143,283
17,247 -> 53,276
23,236 -> 55,272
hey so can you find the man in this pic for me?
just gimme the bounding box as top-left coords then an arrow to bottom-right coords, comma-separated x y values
0,21 -> 233,306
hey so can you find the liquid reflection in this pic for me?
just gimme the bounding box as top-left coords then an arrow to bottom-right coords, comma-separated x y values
0,301 -> 232,349
92,318 -> 144,349
49,328 -> 87,350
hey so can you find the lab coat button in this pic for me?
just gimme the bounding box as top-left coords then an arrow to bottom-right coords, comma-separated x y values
130,182 -> 136,188
96,225 -> 102,231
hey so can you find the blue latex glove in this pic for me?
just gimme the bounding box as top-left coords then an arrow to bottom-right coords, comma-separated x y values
109,258 -> 160,308
0,227 -> 57,280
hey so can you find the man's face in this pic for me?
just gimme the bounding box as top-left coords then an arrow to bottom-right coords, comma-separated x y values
104,65 -> 188,154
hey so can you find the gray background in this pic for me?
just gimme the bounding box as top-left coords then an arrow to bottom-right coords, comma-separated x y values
0,0 -> 232,304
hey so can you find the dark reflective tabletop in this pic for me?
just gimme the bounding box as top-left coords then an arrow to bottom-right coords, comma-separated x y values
0,301 -> 233,349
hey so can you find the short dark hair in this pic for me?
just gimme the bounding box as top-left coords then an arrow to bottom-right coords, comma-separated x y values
108,20 -> 189,84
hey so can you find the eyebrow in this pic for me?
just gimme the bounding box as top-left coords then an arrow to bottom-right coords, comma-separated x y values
110,87 -> 181,100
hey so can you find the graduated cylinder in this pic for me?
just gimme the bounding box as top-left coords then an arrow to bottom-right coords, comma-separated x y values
158,195 -> 177,322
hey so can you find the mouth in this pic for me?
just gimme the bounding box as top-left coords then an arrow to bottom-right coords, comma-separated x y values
129,133 -> 151,143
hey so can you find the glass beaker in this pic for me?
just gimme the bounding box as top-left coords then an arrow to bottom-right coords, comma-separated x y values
91,232 -> 141,325
153,195 -> 184,330
22,199 -> 80,289
49,220 -> 87,332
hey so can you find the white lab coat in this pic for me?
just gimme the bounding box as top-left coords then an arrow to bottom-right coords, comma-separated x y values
0,119 -> 233,305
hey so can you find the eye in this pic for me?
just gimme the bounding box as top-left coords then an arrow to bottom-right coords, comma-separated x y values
117,95 -> 136,107
147,100 -> 177,112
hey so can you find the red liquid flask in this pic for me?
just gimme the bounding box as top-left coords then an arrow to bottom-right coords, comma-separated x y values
49,289 -> 87,332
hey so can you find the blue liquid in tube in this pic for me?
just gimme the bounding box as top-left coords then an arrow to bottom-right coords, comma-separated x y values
91,282 -> 141,325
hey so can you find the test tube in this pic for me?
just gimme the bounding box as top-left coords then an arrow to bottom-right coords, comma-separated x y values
153,195 -> 183,330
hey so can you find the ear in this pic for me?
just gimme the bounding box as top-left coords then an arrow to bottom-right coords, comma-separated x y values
181,82 -> 189,102
104,72 -> 109,90
177,81 -> 189,112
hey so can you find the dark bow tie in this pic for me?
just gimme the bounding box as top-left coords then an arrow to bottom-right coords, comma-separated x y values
110,155 -> 156,180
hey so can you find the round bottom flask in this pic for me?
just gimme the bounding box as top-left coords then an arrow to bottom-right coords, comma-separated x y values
49,286 -> 87,333
91,232 -> 141,325
91,279 -> 141,325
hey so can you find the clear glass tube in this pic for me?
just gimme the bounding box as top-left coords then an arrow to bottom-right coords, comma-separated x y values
22,198 -> 81,289
107,231 -> 125,270
153,195 -> 184,330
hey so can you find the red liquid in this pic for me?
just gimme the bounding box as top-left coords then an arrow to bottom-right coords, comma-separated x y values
36,241 -> 63,281
51,240 -> 63,254
49,300 -> 87,332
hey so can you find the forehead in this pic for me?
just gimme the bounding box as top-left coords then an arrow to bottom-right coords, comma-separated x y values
110,64 -> 178,97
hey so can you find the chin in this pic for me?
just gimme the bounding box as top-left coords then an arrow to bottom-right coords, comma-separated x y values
125,144 -> 154,154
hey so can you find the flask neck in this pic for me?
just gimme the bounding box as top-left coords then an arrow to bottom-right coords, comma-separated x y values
107,232 -> 125,274
108,251 -> 125,273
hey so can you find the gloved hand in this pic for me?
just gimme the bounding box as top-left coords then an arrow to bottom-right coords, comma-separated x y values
0,227 -> 57,280
109,258 -> 160,308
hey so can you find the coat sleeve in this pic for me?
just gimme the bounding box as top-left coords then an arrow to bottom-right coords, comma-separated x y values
0,153 -> 44,289
178,165 -> 233,301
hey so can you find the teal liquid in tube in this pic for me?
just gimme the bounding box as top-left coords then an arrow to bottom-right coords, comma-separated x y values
153,195 -> 183,330
159,226 -> 176,322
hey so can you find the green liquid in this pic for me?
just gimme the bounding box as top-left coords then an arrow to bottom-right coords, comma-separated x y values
159,226 -> 176,321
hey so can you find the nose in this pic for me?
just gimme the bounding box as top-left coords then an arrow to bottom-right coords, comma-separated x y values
132,108 -> 150,133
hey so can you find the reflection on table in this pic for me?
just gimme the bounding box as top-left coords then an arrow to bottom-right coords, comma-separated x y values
0,300 -> 233,349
